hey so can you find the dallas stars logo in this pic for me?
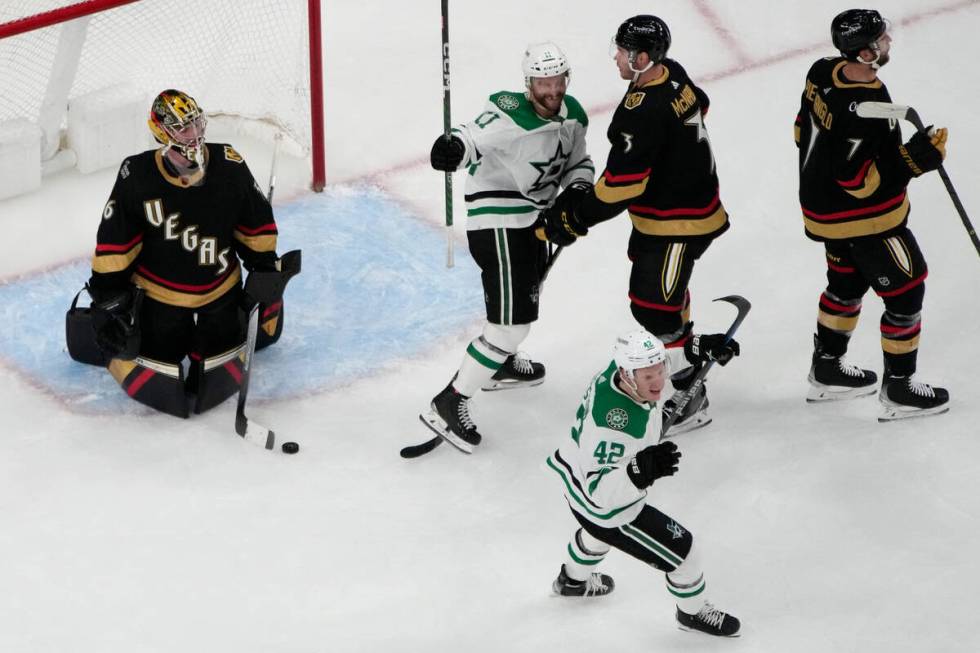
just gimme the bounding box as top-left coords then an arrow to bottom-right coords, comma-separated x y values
605,408 -> 629,430
667,520 -> 686,540
528,141 -> 568,194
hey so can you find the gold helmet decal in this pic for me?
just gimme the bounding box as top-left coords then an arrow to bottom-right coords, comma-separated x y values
148,89 -> 208,166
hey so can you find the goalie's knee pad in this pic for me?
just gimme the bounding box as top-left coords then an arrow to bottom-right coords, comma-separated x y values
190,343 -> 247,414
108,356 -> 189,418
482,322 -> 530,354
256,301 -> 284,351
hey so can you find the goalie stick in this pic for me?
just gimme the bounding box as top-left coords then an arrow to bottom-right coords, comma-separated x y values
659,295 -> 752,442
856,101 -> 979,257
399,243 -> 564,459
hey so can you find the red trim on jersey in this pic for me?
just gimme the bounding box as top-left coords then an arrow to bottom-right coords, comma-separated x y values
880,322 -> 921,337
136,265 -> 234,292
96,233 -> 143,253
262,301 -> 283,318
127,368 -> 155,397
235,222 -> 278,235
819,294 -> 861,314
628,293 -> 685,311
223,361 -> 243,384
629,191 -> 720,217
876,271 -> 928,297
665,334 -> 690,349
837,160 -> 872,188
826,261 -> 857,274
802,192 -> 905,221
603,168 -> 652,184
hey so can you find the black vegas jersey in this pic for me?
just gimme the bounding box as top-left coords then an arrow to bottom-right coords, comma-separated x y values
90,143 -> 278,308
581,58 -> 728,241
796,57 -> 911,241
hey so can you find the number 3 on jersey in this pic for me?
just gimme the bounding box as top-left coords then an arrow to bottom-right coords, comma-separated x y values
593,441 -> 625,465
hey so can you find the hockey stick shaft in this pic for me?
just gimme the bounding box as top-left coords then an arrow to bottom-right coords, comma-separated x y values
659,295 -> 751,441
441,0 -> 454,268
857,102 -> 979,256
266,131 -> 283,204
235,305 -> 277,449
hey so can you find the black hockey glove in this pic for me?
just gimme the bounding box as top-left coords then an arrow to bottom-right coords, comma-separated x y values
430,135 -> 466,172
627,441 -> 681,490
896,127 -> 947,177
243,249 -> 302,307
90,287 -> 143,360
684,333 -> 740,366
538,182 -> 591,246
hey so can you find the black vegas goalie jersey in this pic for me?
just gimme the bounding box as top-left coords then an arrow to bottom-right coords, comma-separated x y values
89,143 -> 278,308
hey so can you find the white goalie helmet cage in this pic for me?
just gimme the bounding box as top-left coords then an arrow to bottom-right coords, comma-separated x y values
614,329 -> 668,387
522,41 -> 570,85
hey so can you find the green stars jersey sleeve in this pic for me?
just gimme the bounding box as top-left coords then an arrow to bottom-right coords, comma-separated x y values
452,91 -> 593,230
546,361 -> 663,528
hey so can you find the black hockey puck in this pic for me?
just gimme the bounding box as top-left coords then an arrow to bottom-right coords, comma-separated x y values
281,441 -> 300,454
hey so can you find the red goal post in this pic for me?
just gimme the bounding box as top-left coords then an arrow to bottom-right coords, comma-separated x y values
0,0 -> 326,191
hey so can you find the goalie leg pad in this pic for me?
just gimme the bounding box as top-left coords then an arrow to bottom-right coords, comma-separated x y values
108,356 -> 189,418
191,343 -> 247,414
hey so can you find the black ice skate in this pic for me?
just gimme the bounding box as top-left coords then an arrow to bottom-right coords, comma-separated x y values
807,337 -> 877,402
419,382 -> 482,454
662,382 -> 711,437
483,353 -> 545,391
878,375 -> 950,422
551,565 -> 614,597
676,603 -> 741,637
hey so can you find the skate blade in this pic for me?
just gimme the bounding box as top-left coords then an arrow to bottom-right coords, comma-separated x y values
664,414 -> 712,438
418,411 -> 474,454
677,623 -> 741,638
806,382 -> 877,403
877,402 -> 950,423
481,378 -> 545,392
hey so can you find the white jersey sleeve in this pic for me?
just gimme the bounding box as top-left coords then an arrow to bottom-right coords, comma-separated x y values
452,90 -> 593,230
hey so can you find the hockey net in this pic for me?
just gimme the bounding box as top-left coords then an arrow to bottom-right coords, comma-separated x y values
0,0 -> 325,190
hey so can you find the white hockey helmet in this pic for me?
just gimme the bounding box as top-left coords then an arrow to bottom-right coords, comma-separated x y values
614,329 -> 667,389
522,41 -> 570,86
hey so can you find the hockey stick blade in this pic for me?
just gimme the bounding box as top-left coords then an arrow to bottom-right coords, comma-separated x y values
239,418 -> 277,450
855,101 -> 918,125
660,295 -> 751,441
400,434 -> 443,459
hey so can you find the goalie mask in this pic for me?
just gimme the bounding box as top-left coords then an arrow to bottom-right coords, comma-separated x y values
148,89 -> 208,167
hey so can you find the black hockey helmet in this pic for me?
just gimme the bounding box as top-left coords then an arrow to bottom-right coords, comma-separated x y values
831,9 -> 887,58
615,15 -> 671,64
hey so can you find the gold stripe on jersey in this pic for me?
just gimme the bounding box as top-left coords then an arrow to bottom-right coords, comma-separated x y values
133,265 -> 241,308
841,162 -> 881,199
803,195 -> 909,240
882,334 -> 920,354
629,203 -> 728,237
233,230 -> 277,252
91,243 -> 143,273
831,61 -> 883,89
595,175 -> 649,204
154,149 -> 208,188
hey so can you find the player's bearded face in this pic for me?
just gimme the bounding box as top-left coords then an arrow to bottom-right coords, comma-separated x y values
632,363 -> 667,402
528,74 -> 567,117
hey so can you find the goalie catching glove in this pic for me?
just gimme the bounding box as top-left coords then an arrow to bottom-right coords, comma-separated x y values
537,181 -> 592,246
627,441 -> 681,489
90,286 -> 144,360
